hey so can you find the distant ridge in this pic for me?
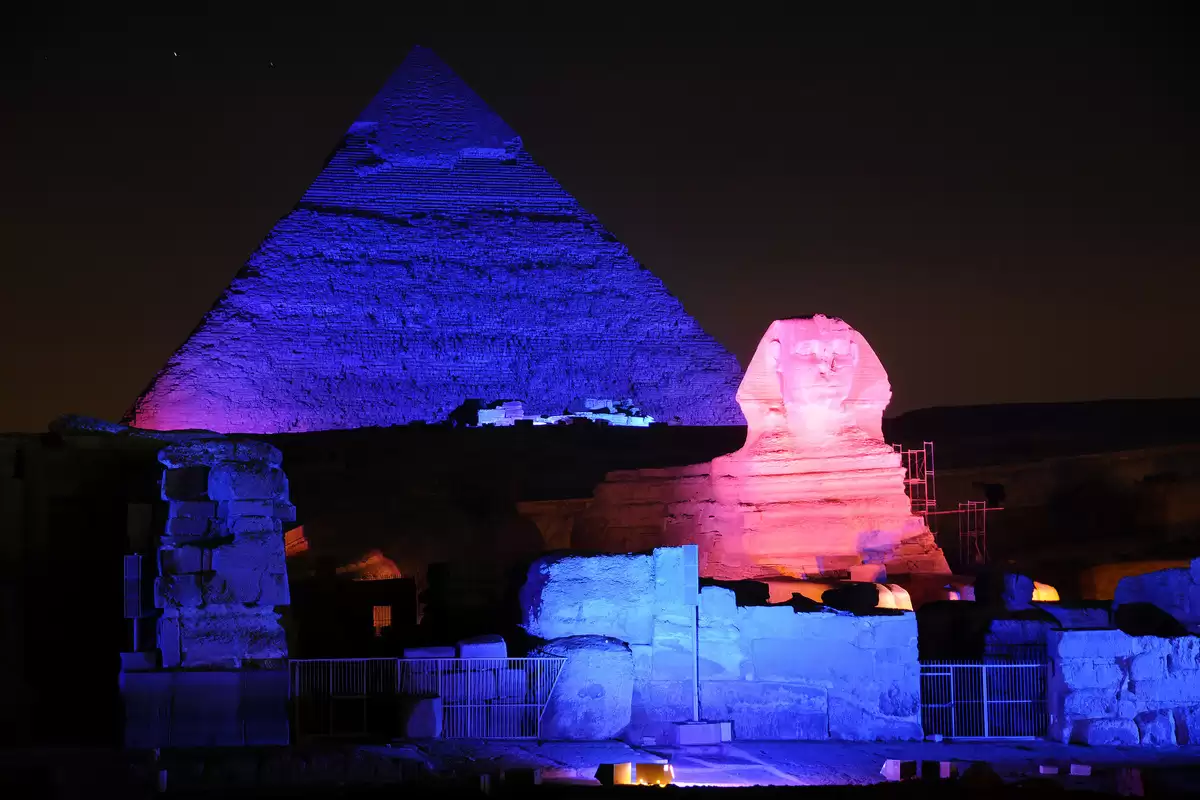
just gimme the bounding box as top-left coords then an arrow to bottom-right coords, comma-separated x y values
885,398 -> 1200,468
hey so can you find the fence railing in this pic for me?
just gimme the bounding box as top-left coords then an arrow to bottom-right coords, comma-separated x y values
920,660 -> 1048,739
290,657 -> 565,741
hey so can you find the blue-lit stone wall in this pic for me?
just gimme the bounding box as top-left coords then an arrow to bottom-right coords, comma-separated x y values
522,547 -> 922,743
128,47 -> 743,434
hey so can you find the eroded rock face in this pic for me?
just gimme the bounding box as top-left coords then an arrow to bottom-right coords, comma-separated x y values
577,316 -> 949,583
155,439 -> 293,668
535,635 -> 634,740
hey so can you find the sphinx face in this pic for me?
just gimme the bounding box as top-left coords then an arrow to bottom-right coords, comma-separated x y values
776,335 -> 858,412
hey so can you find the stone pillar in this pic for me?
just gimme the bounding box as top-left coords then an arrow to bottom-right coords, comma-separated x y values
155,439 -> 295,667
124,437 -> 295,747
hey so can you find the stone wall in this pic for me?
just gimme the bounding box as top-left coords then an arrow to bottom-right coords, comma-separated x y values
1047,629 -> 1200,746
521,547 -> 922,742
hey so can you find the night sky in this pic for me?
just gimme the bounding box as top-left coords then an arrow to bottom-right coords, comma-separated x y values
2,9 -> 1197,432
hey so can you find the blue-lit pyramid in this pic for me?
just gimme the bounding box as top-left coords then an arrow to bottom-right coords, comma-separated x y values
129,47 -> 744,433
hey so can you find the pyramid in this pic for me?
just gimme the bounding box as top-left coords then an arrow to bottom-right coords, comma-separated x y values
127,47 -> 744,434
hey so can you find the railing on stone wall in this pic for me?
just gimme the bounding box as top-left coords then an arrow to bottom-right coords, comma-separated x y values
290,657 -> 565,741
921,660 -> 1049,739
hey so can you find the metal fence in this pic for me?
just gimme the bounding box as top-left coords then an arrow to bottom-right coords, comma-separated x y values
920,660 -> 1049,739
290,657 -> 565,741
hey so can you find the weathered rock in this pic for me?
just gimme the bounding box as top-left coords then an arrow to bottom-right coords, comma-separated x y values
521,552 -> 655,644
208,463 -> 286,501
403,646 -> 455,659
1114,566 -> 1199,633
1079,718 -> 1140,746
1137,710 -> 1177,746
701,681 -> 827,739
457,635 -> 507,659
535,636 -> 633,740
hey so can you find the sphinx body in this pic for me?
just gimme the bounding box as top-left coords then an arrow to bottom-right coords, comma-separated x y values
575,316 -> 950,582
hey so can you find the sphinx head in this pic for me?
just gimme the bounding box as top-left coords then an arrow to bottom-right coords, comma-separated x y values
737,316 -> 892,443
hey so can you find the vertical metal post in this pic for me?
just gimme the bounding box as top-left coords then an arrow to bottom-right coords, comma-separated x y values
981,663 -> 990,738
691,605 -> 700,722
949,664 -> 956,739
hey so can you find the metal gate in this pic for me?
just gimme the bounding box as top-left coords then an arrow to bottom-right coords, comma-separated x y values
290,657 -> 565,741
920,659 -> 1048,739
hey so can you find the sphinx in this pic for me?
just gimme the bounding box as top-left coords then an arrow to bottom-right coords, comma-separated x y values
575,316 -> 950,590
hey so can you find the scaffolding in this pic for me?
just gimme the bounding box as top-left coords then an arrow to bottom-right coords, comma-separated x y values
895,441 -> 937,531
959,500 -> 988,566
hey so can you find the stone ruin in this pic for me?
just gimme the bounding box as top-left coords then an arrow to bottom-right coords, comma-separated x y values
123,436 -> 295,747
475,398 -> 655,428
576,316 -> 950,599
155,438 -> 295,668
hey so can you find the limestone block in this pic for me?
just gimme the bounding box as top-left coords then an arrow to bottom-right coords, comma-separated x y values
828,694 -> 922,741
218,499 -> 276,518
520,553 -> 654,644
857,616 -> 919,649
170,500 -> 217,519
227,516 -> 283,536
1129,653 -> 1167,682
1078,718 -> 1140,746
1060,658 -> 1128,690
1063,688 -> 1122,719
653,546 -> 696,606
1168,636 -> 1200,671
217,570 -> 290,606
697,625 -> 747,680
701,680 -> 828,739
1130,673 -> 1200,708
1173,706 -> 1200,745
535,636 -> 634,740
176,608 -> 287,667
210,533 -> 286,574
1137,710 -> 1177,746
458,634 -> 507,659
403,646 -> 455,658
699,586 -> 737,622
159,545 -> 210,575
630,643 -> 652,686
1051,630 -> 1141,660
208,463 -> 286,501
651,620 -> 694,681
155,574 -> 204,609
165,516 -> 210,538
399,696 -> 443,738
737,605 -> 814,641
162,466 -> 210,501
274,501 -> 297,522
631,679 -> 693,740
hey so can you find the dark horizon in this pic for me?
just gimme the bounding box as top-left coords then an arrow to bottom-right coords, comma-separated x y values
2,9 -> 1198,432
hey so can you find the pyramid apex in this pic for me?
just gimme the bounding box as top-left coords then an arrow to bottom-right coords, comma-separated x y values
351,45 -> 519,161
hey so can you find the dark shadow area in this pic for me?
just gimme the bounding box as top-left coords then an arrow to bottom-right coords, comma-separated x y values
1113,602 -> 1191,638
